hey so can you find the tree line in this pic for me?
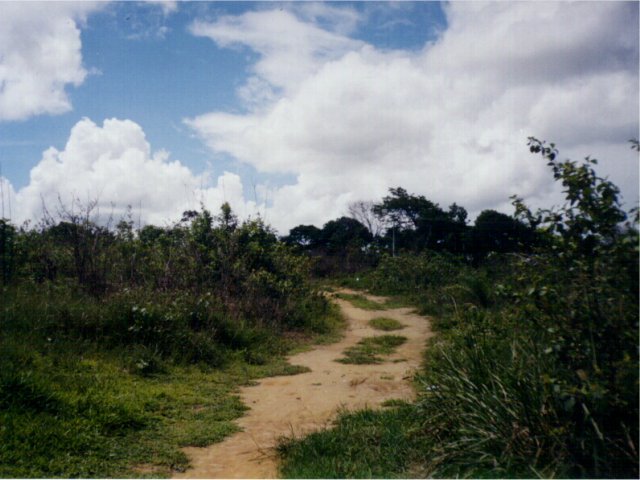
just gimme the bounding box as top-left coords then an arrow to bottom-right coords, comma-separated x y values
283,186 -> 539,275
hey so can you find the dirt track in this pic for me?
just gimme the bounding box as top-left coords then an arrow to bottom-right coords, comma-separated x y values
174,289 -> 433,479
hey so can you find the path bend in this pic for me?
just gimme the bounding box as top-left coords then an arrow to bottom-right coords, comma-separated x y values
174,289 -> 433,479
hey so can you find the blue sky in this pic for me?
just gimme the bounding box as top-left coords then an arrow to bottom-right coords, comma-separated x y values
0,1 -> 637,232
0,2 -> 445,188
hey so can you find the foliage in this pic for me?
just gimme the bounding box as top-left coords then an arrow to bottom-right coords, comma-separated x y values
366,251 -> 466,296
0,202 -> 342,477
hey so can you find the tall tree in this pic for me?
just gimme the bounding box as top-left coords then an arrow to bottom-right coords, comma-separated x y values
373,187 -> 468,253
470,209 -> 536,263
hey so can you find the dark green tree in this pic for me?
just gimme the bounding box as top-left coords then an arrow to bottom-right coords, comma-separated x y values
373,187 -> 468,253
283,225 -> 323,250
319,217 -> 372,254
0,219 -> 16,284
470,209 -> 536,264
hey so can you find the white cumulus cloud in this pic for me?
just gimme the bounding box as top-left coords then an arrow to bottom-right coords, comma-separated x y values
187,2 -> 639,234
0,2 -> 103,121
9,118 -> 261,227
190,8 -> 364,98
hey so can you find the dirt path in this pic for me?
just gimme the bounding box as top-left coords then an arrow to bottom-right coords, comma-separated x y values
174,289 -> 433,479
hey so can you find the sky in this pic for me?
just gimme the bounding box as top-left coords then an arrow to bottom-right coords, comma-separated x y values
0,1 -> 638,234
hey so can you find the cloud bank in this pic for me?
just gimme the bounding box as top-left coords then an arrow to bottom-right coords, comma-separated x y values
7,118 -> 260,227
188,2 -> 639,232
3,2 -> 638,234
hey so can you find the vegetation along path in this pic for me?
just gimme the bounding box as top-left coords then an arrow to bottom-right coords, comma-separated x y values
174,289 -> 433,479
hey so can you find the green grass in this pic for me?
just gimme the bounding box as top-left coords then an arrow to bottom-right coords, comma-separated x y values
368,317 -> 405,331
334,292 -> 388,310
0,285 -> 344,478
381,398 -> 410,408
278,405 -> 426,478
0,348 -> 319,478
1,356 -> 235,477
336,335 -> 407,364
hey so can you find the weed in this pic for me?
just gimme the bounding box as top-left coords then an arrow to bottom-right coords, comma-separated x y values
337,335 -> 407,364
278,405 -> 425,478
334,292 -> 387,310
368,317 -> 405,331
381,398 -> 408,408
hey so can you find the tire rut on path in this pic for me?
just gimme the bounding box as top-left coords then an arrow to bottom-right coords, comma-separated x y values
174,289 -> 433,479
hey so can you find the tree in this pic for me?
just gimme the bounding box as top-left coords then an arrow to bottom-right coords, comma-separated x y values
373,187 -> 469,253
470,209 -> 536,263
448,203 -> 468,225
510,137 -> 639,476
348,200 -> 386,237
319,216 -> 372,254
0,219 -> 16,284
217,202 -> 238,232
373,187 -> 430,230
45,200 -> 115,294
283,225 -> 323,250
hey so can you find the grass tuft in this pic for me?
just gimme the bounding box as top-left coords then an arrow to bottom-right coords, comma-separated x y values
334,292 -> 387,311
336,335 -> 407,364
368,317 -> 405,331
278,405 -> 425,478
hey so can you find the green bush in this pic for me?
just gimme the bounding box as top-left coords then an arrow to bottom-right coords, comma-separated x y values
0,203 -> 342,476
367,252 -> 464,295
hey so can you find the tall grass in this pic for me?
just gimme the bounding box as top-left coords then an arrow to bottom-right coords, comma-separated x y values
413,310 -> 567,477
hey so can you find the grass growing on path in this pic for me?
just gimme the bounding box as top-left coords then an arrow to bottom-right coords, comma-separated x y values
334,292 -> 387,310
278,404 -> 425,478
369,317 -> 405,331
336,335 -> 407,364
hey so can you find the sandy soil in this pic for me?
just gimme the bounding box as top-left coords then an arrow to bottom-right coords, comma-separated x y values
174,289 -> 433,479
